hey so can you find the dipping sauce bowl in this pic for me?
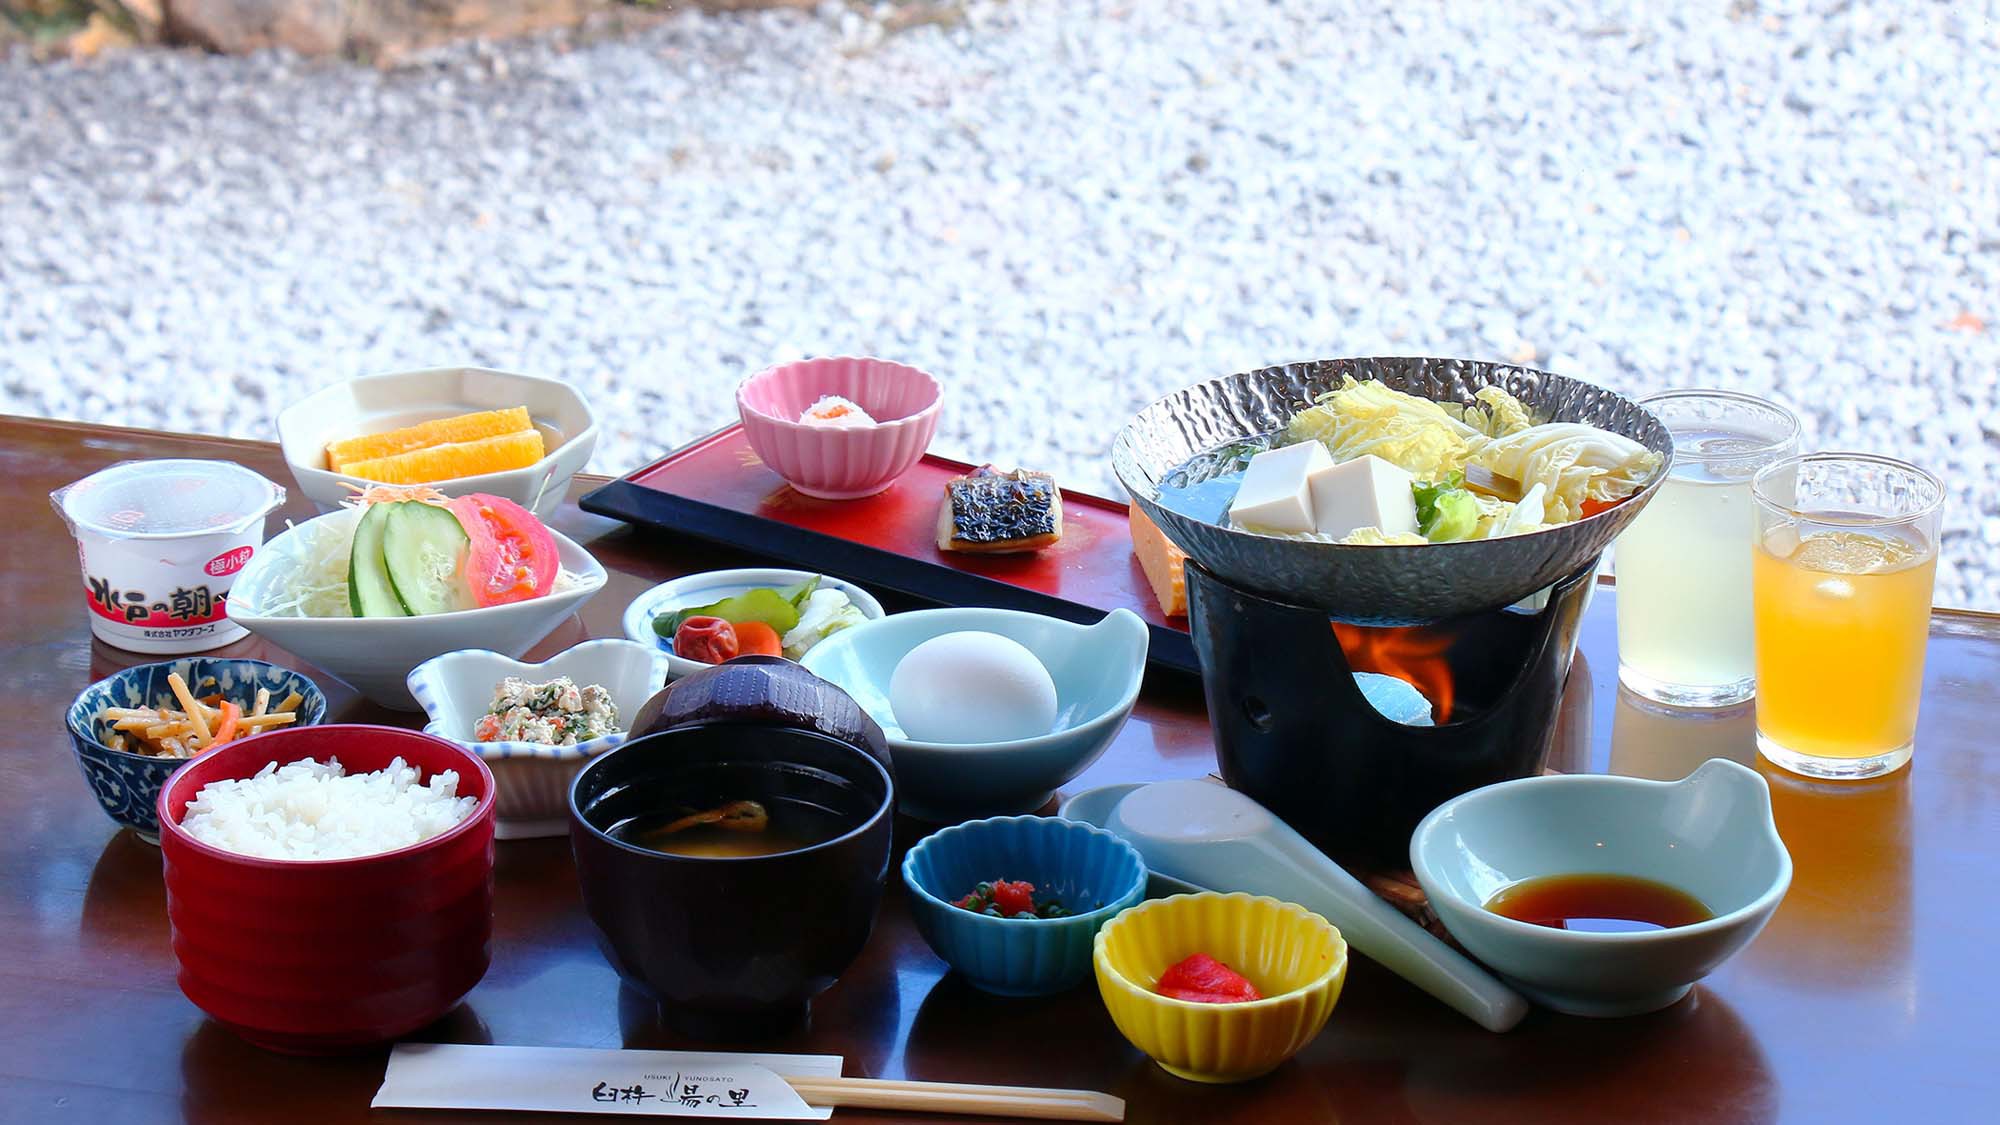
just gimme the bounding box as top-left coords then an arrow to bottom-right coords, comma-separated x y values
156,725 -> 496,1054
568,723 -> 895,1040
1411,758 -> 1791,1017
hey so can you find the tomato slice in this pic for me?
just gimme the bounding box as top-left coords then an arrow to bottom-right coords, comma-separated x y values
445,493 -> 558,607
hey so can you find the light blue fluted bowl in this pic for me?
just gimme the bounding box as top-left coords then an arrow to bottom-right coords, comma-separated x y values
66,658 -> 329,843
903,815 -> 1148,997
800,607 -> 1148,822
1411,758 -> 1791,1017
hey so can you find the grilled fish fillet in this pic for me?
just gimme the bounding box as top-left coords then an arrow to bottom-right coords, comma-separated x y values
936,466 -> 1064,553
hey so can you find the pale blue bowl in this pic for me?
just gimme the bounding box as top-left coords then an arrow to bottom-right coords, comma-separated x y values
799,607 -> 1148,822
903,815 -> 1148,996
1411,758 -> 1791,1017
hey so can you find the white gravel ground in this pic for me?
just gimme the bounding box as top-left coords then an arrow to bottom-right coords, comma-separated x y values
3,1 -> 1996,607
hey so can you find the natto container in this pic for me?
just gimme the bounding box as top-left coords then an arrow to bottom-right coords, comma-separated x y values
52,460 -> 286,654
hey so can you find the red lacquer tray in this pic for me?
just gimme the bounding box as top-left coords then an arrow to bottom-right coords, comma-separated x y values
580,425 -> 1197,674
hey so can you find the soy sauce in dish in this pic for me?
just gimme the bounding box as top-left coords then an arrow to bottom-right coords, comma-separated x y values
1483,873 -> 1713,933
613,798 -> 848,858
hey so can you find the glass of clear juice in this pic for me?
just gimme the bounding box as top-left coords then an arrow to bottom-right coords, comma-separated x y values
1615,390 -> 1800,708
1751,453 -> 1943,779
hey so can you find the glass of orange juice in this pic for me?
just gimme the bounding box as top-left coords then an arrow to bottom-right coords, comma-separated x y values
1751,453 -> 1943,779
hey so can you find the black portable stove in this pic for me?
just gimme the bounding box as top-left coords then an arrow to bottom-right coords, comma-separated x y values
1185,557 -> 1599,867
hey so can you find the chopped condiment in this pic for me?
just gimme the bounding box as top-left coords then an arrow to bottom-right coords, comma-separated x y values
952,878 -> 1071,919
474,676 -> 619,746
1156,953 -> 1262,1004
798,395 -> 878,428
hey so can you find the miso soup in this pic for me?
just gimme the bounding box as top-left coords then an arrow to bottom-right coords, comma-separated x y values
612,797 -> 850,858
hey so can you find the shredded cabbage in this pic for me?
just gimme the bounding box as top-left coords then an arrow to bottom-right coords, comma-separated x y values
1338,528 -> 1429,545
253,507 -> 364,619
1463,386 -> 1537,437
781,587 -> 865,658
1497,482 -> 1552,536
1269,377 -> 1658,538
1471,424 -> 1661,523
1284,378 -> 1486,481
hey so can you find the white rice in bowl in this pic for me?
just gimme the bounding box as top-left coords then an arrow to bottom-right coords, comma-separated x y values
179,756 -> 477,860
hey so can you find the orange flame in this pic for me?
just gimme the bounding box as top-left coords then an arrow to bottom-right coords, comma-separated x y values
1331,622 -> 1457,723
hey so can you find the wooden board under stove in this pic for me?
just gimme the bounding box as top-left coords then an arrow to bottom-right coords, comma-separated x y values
581,425 -> 1200,673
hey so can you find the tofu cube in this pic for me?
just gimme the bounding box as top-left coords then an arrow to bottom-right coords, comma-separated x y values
1309,454 -> 1419,540
1227,441 -> 1335,534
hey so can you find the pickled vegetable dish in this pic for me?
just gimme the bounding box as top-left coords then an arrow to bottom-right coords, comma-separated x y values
952,879 -> 1073,919
652,575 -> 864,662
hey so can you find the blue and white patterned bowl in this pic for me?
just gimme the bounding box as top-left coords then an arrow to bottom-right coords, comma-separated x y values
903,815 -> 1148,996
408,639 -> 669,839
66,658 -> 328,843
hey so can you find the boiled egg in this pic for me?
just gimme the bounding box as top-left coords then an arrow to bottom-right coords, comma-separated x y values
888,631 -> 1059,743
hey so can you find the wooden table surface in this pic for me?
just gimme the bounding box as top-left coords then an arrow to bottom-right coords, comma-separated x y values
5,417 -> 1997,1124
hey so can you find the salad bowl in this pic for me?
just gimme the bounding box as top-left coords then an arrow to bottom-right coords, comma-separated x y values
408,639 -> 671,838
1112,356 -> 1673,623
621,567 -> 885,679
1411,758 -> 1791,1017
800,607 -> 1148,821
227,506 -> 608,709
277,366 -> 598,520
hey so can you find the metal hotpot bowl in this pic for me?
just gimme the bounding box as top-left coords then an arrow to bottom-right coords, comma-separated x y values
1112,357 -> 1675,624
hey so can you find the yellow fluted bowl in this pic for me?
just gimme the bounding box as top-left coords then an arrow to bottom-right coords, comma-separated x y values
1093,892 -> 1347,1083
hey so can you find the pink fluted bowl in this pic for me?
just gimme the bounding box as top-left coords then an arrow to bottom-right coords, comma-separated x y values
737,357 -> 943,499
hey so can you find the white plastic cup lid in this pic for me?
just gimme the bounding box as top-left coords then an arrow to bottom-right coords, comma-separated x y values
53,459 -> 286,539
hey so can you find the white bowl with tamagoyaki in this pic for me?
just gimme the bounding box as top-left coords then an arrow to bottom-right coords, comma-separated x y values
277,367 -> 598,520
227,491 -> 606,710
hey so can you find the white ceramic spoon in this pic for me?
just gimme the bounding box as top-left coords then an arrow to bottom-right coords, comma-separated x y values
1087,778 -> 1528,1033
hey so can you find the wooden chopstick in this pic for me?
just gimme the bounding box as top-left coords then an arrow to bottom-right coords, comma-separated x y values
781,1076 -> 1124,1122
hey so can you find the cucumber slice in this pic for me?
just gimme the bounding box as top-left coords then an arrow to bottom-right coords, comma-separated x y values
348,503 -> 407,618
383,502 -> 472,616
